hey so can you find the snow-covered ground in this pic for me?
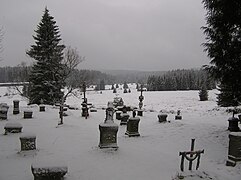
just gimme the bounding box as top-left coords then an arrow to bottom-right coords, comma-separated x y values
0,84 -> 240,180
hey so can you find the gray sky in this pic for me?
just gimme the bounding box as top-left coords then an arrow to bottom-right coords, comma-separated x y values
0,0 -> 209,71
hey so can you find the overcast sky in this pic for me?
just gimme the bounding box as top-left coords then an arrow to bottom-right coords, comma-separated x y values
0,0 -> 209,71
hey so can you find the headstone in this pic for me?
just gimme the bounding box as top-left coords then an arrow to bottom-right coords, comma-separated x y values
175,110 -> 182,120
20,133 -> 36,151
24,110 -> 33,119
0,103 -> 9,120
115,111 -> 122,120
39,105 -> 45,112
137,109 -> 143,116
13,100 -> 20,114
120,113 -> 129,125
125,116 -> 140,137
122,105 -> 127,113
228,117 -> 240,132
158,114 -> 168,123
31,161 -> 68,180
99,104 -> 118,149
226,132 -> 241,166
4,122 -> 23,134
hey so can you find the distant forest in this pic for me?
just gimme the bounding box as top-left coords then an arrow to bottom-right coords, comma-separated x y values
146,69 -> 216,91
0,67 -> 216,91
0,66 -> 115,85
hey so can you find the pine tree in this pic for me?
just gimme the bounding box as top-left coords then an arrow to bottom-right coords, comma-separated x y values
202,0 -> 241,106
199,85 -> 208,101
26,7 -> 65,105
123,82 -> 128,89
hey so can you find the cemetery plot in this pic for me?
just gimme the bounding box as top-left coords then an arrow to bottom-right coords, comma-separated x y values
0,86 -> 240,180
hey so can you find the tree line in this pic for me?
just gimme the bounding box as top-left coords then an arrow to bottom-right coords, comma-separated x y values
146,69 -> 216,91
0,66 -> 114,86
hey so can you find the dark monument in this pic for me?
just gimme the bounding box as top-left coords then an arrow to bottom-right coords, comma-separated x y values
226,132 -> 241,166
0,103 -> 9,120
137,84 -> 144,116
120,106 -> 129,125
99,102 -> 119,149
20,133 -> 36,151
81,82 -> 89,118
24,110 -> 33,119
125,111 -> 140,137
175,110 -> 182,120
158,113 -> 168,123
228,117 -> 240,132
13,100 -> 20,114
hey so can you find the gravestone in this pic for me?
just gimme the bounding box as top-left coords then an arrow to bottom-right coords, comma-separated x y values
120,113 -> 129,125
0,103 -> 9,120
24,110 -> 33,119
125,116 -> 140,137
99,102 -> 119,149
13,100 -> 20,114
175,110 -> 182,120
226,132 -> 241,166
39,105 -> 45,112
116,111 -> 122,120
158,114 -> 168,123
20,133 -> 36,151
228,117 -> 240,132
137,109 -> 143,116
4,122 -> 23,134
31,161 -> 68,180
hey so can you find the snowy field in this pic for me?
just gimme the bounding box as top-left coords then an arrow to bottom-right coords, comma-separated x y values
0,84 -> 241,180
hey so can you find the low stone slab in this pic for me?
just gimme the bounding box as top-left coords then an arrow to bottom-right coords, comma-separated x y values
90,108 -> 97,112
4,122 -> 23,134
175,115 -> 182,120
31,161 -> 68,180
20,133 -> 36,151
158,114 -> 168,123
24,110 -> 33,119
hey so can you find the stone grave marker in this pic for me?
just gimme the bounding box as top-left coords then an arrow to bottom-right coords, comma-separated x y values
0,103 -> 9,120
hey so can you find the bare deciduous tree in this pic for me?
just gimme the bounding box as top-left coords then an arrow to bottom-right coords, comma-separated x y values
58,46 -> 85,125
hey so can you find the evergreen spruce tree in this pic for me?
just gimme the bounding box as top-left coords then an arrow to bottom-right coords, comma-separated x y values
27,8 -> 65,105
199,85 -> 208,101
123,82 -> 128,89
202,0 -> 241,106
99,80 -> 105,90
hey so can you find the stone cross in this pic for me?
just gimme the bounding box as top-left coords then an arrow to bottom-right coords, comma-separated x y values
105,101 -> 114,122
138,84 -> 144,109
81,82 -> 89,119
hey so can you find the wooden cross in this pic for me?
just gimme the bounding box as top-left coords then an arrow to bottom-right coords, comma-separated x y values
179,139 -> 204,171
